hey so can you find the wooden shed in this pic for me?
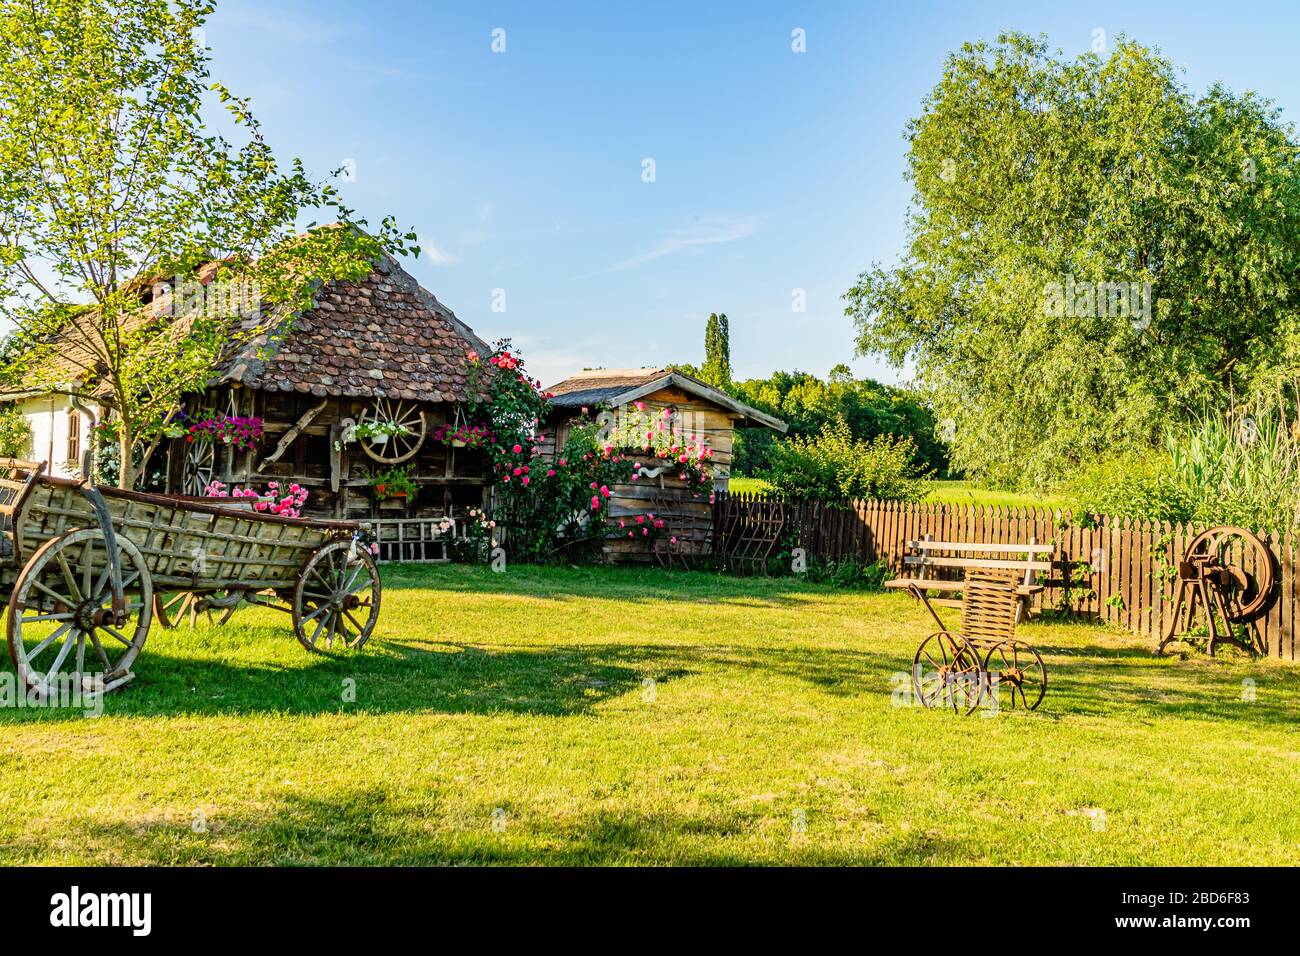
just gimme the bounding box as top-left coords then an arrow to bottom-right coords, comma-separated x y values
169,254 -> 493,561
542,368 -> 786,561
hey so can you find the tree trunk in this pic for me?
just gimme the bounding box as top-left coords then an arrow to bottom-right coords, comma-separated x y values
118,429 -> 135,490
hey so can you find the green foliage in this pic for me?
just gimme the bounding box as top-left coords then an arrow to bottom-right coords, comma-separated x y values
368,465 -> 418,500
802,556 -> 892,590
846,32 -> 1300,488
1063,452 -> 1193,525
0,405 -> 29,457
474,345 -> 635,563
701,312 -> 731,387
0,0 -> 416,487
761,417 -> 931,502
729,365 -> 945,476
1065,406 -> 1300,531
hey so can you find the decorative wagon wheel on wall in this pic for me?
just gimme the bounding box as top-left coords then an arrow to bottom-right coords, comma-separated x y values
5,527 -> 153,697
181,439 -> 216,496
291,540 -> 382,652
358,397 -> 426,464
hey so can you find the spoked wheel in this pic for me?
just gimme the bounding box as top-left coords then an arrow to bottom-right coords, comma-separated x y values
358,397 -> 426,465
153,590 -> 241,629
912,631 -> 985,715
181,439 -> 216,496
1186,526 -> 1276,624
6,528 -> 153,698
983,640 -> 1047,711
292,541 -> 381,652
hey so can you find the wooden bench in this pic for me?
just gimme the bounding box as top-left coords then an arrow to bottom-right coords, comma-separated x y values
884,536 -> 1053,617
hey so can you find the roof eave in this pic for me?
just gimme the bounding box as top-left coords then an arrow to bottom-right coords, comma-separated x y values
548,372 -> 788,433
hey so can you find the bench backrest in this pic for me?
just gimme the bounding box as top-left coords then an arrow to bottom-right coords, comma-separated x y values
903,536 -> 1055,585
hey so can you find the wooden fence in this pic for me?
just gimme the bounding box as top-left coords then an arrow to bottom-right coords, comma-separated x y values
712,492 -> 1300,662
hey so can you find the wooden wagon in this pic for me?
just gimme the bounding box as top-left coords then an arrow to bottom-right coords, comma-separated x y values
0,457 -> 381,698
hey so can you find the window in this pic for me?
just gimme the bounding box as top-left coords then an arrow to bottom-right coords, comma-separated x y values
66,409 -> 81,471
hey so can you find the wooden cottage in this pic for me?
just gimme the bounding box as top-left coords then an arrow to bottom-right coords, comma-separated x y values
3,253 -> 494,563
542,368 -> 786,560
173,254 -> 492,559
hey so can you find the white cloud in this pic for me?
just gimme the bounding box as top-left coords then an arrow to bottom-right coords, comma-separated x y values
424,239 -> 460,266
578,216 -> 759,279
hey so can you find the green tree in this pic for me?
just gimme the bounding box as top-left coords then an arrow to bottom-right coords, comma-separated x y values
845,33 -> 1300,488
728,367 -> 945,476
761,416 -> 930,502
0,0 -> 417,487
701,312 -> 731,387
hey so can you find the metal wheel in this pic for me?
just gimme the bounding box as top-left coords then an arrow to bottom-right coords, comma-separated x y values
983,640 -> 1047,711
1184,526 -> 1275,623
152,590 -> 240,629
6,528 -> 153,698
292,540 -> 381,652
182,439 -> 216,495
912,631 -> 984,715
359,397 -> 426,464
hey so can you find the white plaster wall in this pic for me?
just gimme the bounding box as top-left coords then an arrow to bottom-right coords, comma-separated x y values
16,395 -> 98,478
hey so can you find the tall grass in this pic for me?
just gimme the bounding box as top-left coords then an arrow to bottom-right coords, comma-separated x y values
1165,408 -> 1300,532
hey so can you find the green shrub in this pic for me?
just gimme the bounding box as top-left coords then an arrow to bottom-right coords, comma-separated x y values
760,416 -> 930,502
1063,451 -> 1194,525
0,407 -> 29,458
803,556 -> 892,590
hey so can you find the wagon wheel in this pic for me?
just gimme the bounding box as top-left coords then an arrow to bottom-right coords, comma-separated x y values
983,640 -> 1047,711
292,540 -> 381,652
1186,526 -> 1275,624
6,527 -> 153,698
181,439 -> 216,495
912,631 -> 984,715
359,397 -> 426,464
152,590 -> 240,629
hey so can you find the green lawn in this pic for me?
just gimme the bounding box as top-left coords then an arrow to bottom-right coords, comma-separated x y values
925,480 -> 1066,509
729,476 -> 1063,508
1,563 -> 1297,865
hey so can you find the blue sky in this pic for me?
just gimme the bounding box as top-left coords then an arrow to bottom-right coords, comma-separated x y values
206,0 -> 1300,387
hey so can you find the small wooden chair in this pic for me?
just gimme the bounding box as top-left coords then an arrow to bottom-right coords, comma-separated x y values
910,570 -> 1048,714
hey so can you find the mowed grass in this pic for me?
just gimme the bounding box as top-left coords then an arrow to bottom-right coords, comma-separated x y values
729,476 -> 1063,509
926,480 -> 1066,510
1,563 -> 1298,865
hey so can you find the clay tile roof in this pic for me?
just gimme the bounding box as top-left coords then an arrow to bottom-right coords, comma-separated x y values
216,254 -> 491,404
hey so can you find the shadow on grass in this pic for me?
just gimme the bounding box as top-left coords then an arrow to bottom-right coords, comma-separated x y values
4,788 -> 964,866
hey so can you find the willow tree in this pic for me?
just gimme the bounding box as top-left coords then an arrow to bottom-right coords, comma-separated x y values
846,33 -> 1300,487
0,0 -> 417,487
